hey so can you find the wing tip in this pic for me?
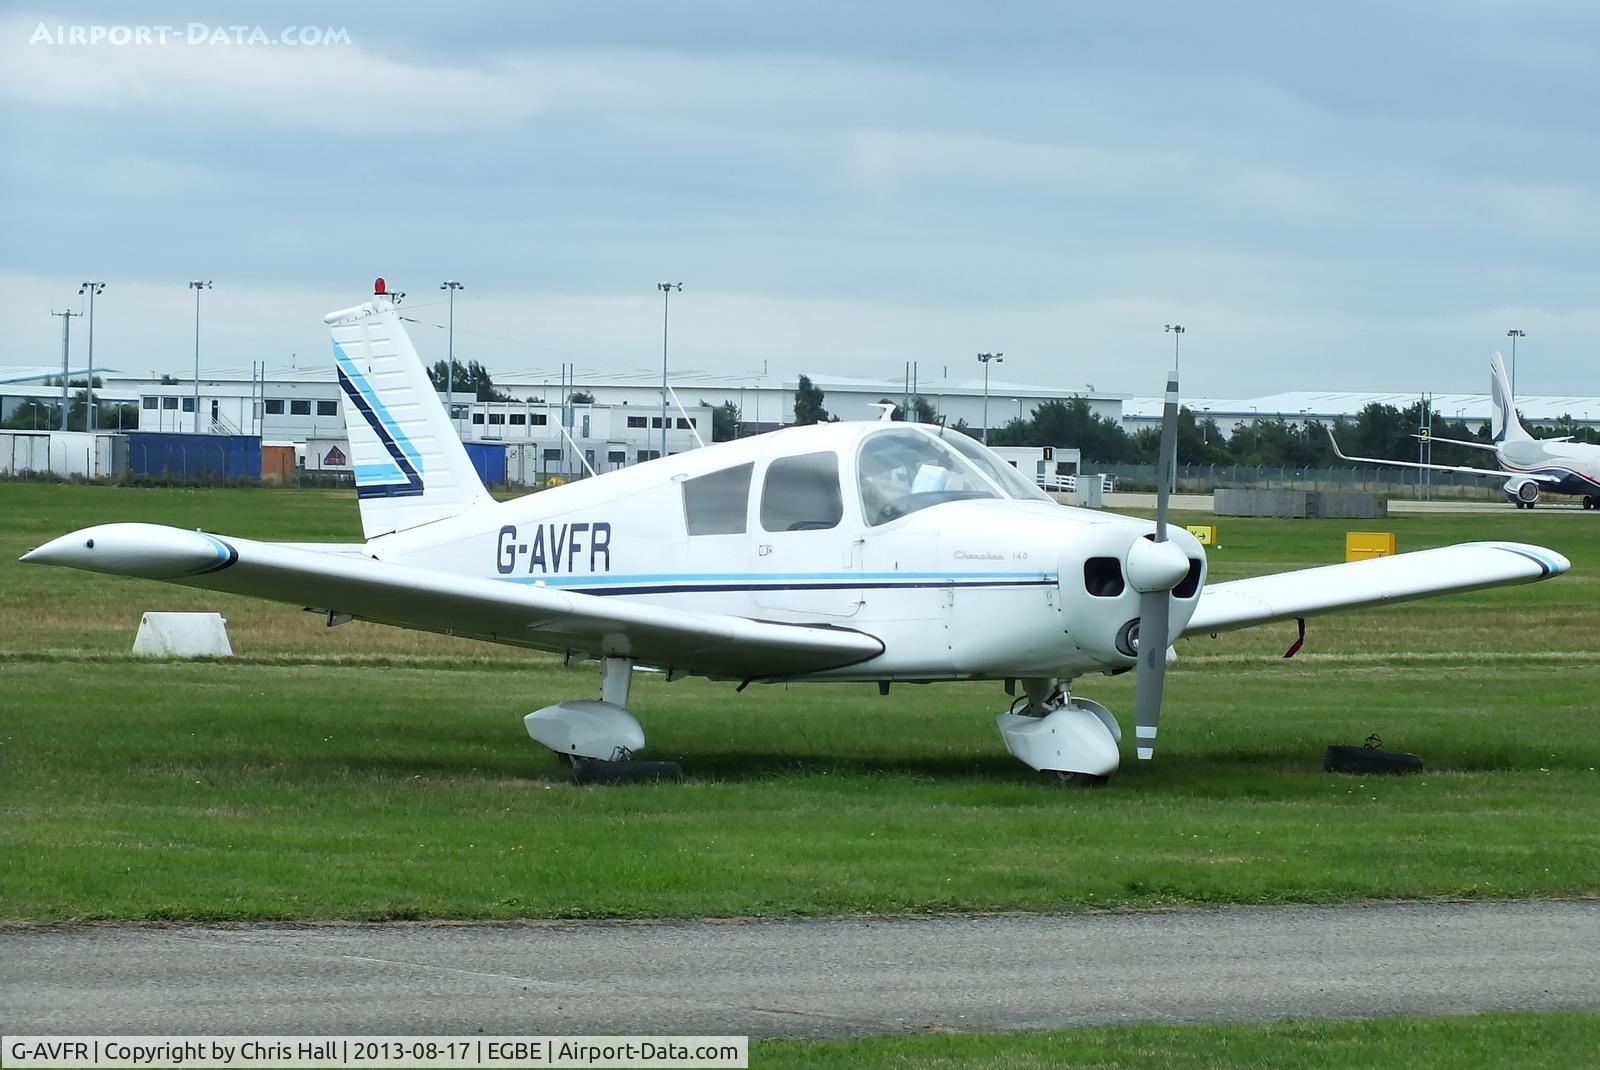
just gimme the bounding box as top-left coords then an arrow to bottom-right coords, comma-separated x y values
1477,541 -> 1570,577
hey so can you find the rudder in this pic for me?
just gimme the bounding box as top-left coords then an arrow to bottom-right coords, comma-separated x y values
325,295 -> 493,539
1488,351 -> 1530,444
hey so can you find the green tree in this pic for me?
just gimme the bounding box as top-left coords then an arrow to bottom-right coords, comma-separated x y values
985,417 -> 1032,447
568,390 -> 595,405
708,400 -> 741,441
426,359 -> 514,402
793,375 -> 829,425
1029,397 -> 1140,463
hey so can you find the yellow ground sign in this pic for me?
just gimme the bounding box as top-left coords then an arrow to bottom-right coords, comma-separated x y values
1346,531 -> 1397,561
1186,524 -> 1217,545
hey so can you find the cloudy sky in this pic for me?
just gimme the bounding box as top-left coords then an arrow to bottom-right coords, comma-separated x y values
2,1 -> 1597,398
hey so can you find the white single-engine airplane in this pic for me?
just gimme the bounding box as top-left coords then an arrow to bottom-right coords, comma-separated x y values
20,289 -> 1573,785
1331,352 -> 1600,510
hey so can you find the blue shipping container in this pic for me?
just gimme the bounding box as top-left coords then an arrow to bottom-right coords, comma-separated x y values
464,442 -> 506,487
126,432 -> 262,480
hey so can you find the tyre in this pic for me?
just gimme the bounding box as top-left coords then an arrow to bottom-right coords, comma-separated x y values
570,757 -> 684,785
1048,770 -> 1108,788
1322,744 -> 1423,775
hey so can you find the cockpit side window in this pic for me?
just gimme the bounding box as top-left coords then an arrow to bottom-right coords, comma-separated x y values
857,429 -> 1000,526
940,430 -> 1055,502
683,462 -> 753,535
760,452 -> 844,532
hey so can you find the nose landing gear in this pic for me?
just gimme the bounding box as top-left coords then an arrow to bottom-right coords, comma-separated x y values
995,678 -> 1121,786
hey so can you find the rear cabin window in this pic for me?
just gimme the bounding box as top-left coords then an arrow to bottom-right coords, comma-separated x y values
682,462 -> 753,536
760,452 -> 843,532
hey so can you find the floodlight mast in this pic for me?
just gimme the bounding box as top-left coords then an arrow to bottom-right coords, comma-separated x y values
50,308 -> 82,431
1506,328 -> 1525,396
78,282 -> 105,431
658,282 -> 682,457
442,281 -> 465,436
189,281 -> 212,433
978,352 -> 1003,444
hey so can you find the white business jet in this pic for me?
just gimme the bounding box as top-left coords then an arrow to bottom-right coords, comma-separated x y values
1331,352 -> 1600,509
20,289 -> 1572,785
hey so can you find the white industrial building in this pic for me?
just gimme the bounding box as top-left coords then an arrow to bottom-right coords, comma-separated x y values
491,370 -> 1126,433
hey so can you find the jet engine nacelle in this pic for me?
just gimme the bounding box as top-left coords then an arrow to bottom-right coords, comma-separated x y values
1502,476 -> 1541,507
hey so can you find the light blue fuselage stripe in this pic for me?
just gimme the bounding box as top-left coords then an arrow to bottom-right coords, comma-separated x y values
331,342 -> 424,473
502,570 -> 1057,588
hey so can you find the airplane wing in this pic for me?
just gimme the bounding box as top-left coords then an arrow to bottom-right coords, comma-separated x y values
1185,541 -> 1568,636
1409,433 -> 1501,452
21,523 -> 884,678
1327,429 -> 1558,482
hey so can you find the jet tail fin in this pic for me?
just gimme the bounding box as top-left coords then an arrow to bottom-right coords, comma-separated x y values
1489,351 -> 1531,444
325,296 -> 494,540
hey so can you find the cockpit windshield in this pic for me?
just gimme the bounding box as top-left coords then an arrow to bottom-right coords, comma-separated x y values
939,430 -> 1055,503
857,428 -> 1001,525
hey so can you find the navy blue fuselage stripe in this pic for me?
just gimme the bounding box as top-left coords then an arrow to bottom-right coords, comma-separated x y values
336,368 -> 425,499
179,539 -> 238,576
551,578 -> 1057,597
1496,546 -> 1553,577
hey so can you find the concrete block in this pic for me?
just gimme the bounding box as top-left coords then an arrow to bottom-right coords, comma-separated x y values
132,612 -> 233,657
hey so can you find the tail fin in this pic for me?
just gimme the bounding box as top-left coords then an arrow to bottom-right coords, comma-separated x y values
1489,351 -> 1530,444
325,296 -> 493,539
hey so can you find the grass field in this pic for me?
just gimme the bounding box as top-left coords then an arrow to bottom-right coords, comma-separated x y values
2,481 -> 1598,922
754,1013 -> 1600,1069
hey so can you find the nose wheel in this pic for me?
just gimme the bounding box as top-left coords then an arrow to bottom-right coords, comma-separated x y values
996,679 -> 1122,784
1050,770 -> 1109,788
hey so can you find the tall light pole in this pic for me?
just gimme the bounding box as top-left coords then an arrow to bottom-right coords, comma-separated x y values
441,281 -> 464,436
658,282 -> 681,457
50,308 -> 82,431
978,352 -> 1003,444
189,280 -> 212,432
1506,328 -> 1525,397
78,282 -> 105,431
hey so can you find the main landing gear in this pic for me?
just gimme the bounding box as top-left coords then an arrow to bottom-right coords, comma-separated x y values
994,678 -> 1121,787
523,657 -> 682,784
1584,496 -> 1597,511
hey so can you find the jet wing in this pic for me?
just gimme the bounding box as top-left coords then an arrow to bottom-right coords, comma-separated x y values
1185,541 -> 1568,636
1326,428 -> 1559,482
21,523 -> 884,678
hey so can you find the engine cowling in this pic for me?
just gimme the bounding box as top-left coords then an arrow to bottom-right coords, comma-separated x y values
1502,476 -> 1540,506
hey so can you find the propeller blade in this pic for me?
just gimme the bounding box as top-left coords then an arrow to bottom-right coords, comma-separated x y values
1134,589 -> 1169,760
1136,368 -> 1180,760
1154,369 -> 1179,539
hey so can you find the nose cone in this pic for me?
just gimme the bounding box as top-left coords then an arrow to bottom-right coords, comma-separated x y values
21,523 -> 235,579
1126,534 -> 1191,593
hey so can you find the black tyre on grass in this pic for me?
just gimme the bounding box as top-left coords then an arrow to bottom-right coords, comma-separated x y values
1323,744 -> 1423,775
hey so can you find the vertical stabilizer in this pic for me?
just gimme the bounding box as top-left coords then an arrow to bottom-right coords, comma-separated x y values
1488,351 -> 1530,444
324,296 -> 494,539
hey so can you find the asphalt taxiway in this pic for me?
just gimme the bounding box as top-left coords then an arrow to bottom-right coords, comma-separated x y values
3,900 -> 1595,1037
